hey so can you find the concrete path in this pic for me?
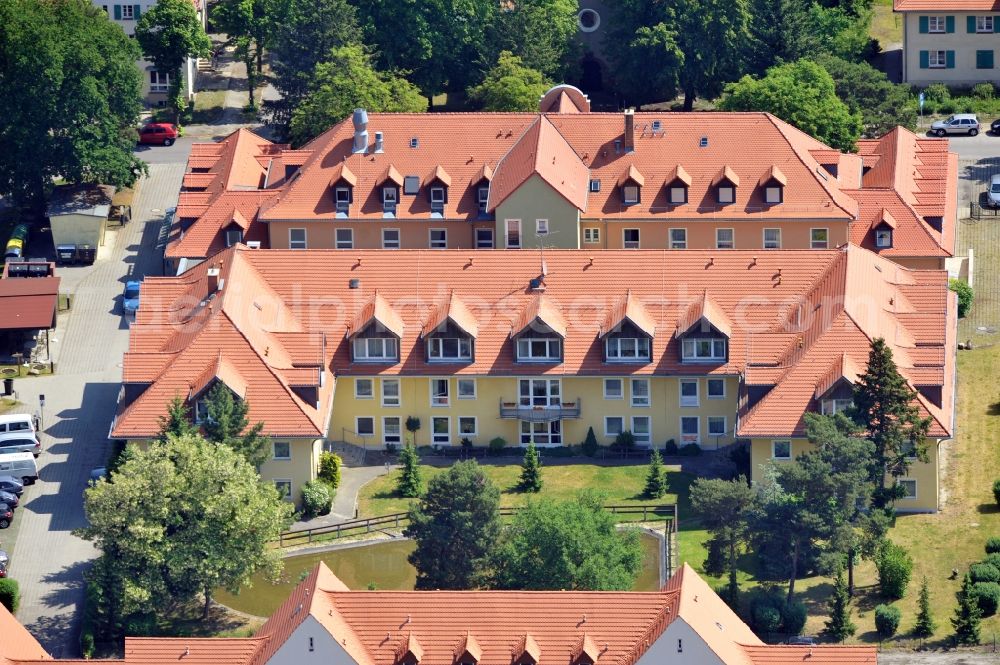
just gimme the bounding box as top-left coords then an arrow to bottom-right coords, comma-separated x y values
9,162 -> 185,657
287,462 -> 396,530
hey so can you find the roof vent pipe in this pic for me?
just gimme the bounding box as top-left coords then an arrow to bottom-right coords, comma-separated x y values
352,108 -> 369,154
374,131 -> 384,153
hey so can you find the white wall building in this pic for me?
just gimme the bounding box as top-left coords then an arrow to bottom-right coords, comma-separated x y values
895,0 -> 1000,85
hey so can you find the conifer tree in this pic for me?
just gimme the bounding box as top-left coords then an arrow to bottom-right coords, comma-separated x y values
824,570 -> 856,642
519,443 -> 543,492
157,396 -> 197,442
396,442 -> 424,498
913,576 -> 936,638
643,449 -> 668,499
952,573 -> 982,646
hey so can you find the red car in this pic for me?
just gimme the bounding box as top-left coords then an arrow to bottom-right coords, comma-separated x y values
138,122 -> 178,146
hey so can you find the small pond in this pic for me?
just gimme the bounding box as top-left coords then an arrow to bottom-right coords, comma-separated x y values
216,533 -> 663,617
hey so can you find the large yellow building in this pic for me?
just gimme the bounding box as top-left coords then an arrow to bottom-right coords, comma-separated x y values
112,246 -> 954,512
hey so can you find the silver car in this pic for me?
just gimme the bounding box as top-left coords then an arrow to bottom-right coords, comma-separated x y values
989,174 -> 1000,208
931,114 -> 980,137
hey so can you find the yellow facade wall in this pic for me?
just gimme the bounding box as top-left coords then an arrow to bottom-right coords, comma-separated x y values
579,220 -> 851,251
750,437 -> 941,513
328,374 -> 739,449
267,220 -> 494,250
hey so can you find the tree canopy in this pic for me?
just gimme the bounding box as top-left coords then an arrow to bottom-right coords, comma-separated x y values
80,434 -> 293,625
135,0 -> 212,118
290,45 -> 425,146
201,383 -> 270,468
719,59 -> 862,151
492,492 -> 643,591
0,0 -> 146,215
814,54 -> 917,138
487,0 -> 579,80
467,51 -> 551,112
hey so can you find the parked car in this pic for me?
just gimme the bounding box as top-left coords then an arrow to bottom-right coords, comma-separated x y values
0,503 -> 13,529
989,174 -> 1000,208
0,490 -> 19,508
992,118 -> 1000,134
0,433 -> 41,457
123,280 -> 141,315
786,636 -> 817,646
0,476 -> 23,496
931,114 -> 980,136
0,549 -> 8,577
88,467 -> 107,488
138,123 -> 178,146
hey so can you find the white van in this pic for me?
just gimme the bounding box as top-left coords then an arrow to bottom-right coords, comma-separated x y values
0,414 -> 36,434
0,451 -> 37,485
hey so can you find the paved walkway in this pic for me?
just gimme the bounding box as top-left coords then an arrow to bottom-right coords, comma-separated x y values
9,163 -> 184,657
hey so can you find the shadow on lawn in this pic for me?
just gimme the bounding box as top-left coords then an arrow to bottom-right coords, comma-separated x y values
976,502 -> 1000,514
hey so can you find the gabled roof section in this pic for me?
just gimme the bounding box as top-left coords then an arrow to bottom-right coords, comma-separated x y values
712,165 -> 740,187
512,293 -> 568,338
513,634 -> 541,665
814,352 -> 861,399
618,164 -> 644,187
330,162 -> 358,187
759,165 -> 787,186
349,292 -> 405,339
570,634 -> 600,664
489,115 -> 589,212
667,165 -> 692,186
538,84 -> 590,114
428,165 -> 451,187
600,291 -> 656,339
455,633 -> 482,664
422,292 -> 479,338
383,164 -> 404,186
476,163 -> 494,183
227,209 -> 250,230
676,292 -> 732,338
741,645 -> 877,664
189,352 -> 248,400
878,208 -> 897,229
0,600 -> 49,665
397,633 -> 424,664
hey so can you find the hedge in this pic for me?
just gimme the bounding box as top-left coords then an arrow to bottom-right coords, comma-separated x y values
874,604 -> 901,638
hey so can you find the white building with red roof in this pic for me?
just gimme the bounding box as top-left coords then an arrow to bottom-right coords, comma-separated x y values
894,0 -> 1000,85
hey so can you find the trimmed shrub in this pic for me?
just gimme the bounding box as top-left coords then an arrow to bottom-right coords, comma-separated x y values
874,604 -> 901,638
704,535 -> 727,576
985,553 -> 1000,570
679,443 -> 702,456
581,427 -> 598,457
987,537 -> 1000,554
0,578 -> 20,613
318,451 -> 342,490
875,541 -> 913,599
663,439 -> 679,455
972,83 -> 995,100
973,581 -> 1000,616
949,279 -> 973,318
925,83 -> 950,103
613,430 -> 636,450
752,605 -> 782,634
489,437 -> 506,455
969,562 -> 1000,584
782,601 -> 808,636
301,480 -> 332,518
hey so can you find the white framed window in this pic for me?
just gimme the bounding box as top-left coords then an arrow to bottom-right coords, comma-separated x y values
977,16 -> 994,32
898,479 -> 917,500
623,228 -> 640,249
623,184 -> 640,205
717,185 -> 735,204
355,378 -> 373,399
150,70 -> 170,93
764,186 -> 782,204
475,228 -> 494,248
810,228 -> 829,249
583,228 -> 600,243
681,338 -> 727,362
225,228 -> 243,248
356,416 -> 375,437
520,420 -> 562,446
716,228 -> 734,249
772,440 -> 791,460
536,219 -> 549,236
707,378 -> 725,399
274,479 -> 292,500
519,378 -> 561,406
121,3 -> 135,18
382,186 -> 398,205
430,186 -> 446,205
631,416 -> 651,446
432,416 -> 450,444
335,187 -> 351,212
631,378 -> 650,407
821,398 -> 853,415
381,379 -> 400,407
383,416 -> 402,445
669,186 -> 687,204
353,336 -> 398,361
477,186 -> 490,213
605,416 -> 624,438
505,219 -> 521,248
669,228 -> 687,249
335,228 -> 353,249
457,378 -> 476,399
429,229 -> 447,249
680,416 -> 699,444
929,50 -> 947,68
289,228 -> 307,249
606,336 -> 651,361
763,228 -> 781,249
272,441 -> 291,460
430,378 -> 450,407
679,379 -> 699,407
604,378 -> 624,400
928,15 -> 945,32
876,229 -> 892,248
458,416 -> 477,438
428,337 -> 472,361
516,337 -> 561,361
707,416 -> 727,437
382,228 -> 400,249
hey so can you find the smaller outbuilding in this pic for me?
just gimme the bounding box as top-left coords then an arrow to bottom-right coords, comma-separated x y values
47,184 -> 115,264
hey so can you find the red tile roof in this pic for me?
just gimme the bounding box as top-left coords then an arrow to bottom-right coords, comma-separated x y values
0,276 -> 60,330
894,0 -> 1000,9
0,601 -> 49,665
741,645 -> 877,664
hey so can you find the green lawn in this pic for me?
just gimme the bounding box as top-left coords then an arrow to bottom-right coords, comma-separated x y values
870,0 -> 902,48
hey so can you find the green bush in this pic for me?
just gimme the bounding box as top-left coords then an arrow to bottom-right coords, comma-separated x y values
924,83 -> 950,103
613,430 -> 636,450
81,631 -> 95,659
679,443 -> 702,456
950,279 -> 973,318
937,101 -> 956,115
581,427 -> 598,457
0,578 -> 20,613
301,480 -> 332,518
974,581 -> 1000,616
993,480 -> 1000,507
876,541 -> 913,599
318,451 -> 342,490
488,437 -> 506,455
874,604 -> 901,638
986,537 -> 1000,554
972,83 -> 995,100
969,562 -> 1000,583
753,605 -> 782,634
985,553 -> 1000,570
663,439 -> 679,455
782,601 -> 808,636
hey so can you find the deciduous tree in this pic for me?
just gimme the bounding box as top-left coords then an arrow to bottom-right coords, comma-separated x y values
467,51 -> 551,112
201,383 -> 270,467
405,461 -> 501,589
0,0 -> 146,216
814,55 -> 917,137
487,0 -> 578,79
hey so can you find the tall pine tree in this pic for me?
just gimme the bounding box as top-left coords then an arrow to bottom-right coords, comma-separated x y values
202,383 -> 269,467
519,443 -> 543,492
823,570 -> 856,642
643,449 -> 668,498
853,338 -> 931,508
396,442 -> 424,498
913,576 -> 936,638
158,396 -> 197,441
952,573 -> 982,646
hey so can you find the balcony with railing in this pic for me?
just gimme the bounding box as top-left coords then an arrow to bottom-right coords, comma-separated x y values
499,398 -> 582,421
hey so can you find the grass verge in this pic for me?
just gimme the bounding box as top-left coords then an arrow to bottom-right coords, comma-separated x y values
870,0 -> 902,48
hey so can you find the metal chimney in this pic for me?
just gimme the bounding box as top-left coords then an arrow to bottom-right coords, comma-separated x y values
624,108 -> 635,153
374,131 -> 384,153
352,108 -> 369,154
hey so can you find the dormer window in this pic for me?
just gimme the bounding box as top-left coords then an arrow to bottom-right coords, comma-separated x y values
619,165 -> 644,206
225,228 -> 243,247
335,186 -> 351,212
760,165 -> 786,205
667,165 -> 691,205
383,186 -> 398,212
764,185 -> 782,204
516,337 -> 561,361
606,336 -> 650,361
623,184 -> 639,205
676,292 -> 731,364
428,337 -> 472,361
349,293 -> 403,363
669,185 -> 687,204
682,338 -> 727,361
430,186 -> 446,213
477,186 -> 489,213
353,336 -> 398,361
821,398 -> 853,415
876,228 -> 892,248
718,184 -> 735,204
713,165 -> 739,206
